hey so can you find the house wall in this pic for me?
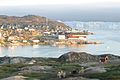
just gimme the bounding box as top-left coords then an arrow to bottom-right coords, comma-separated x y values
67,35 -> 87,41
58,35 -> 66,40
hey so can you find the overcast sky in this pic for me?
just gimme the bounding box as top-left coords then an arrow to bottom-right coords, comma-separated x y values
0,0 -> 120,21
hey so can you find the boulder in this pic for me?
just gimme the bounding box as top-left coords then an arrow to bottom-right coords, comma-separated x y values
84,67 -> 106,74
58,52 -> 120,63
58,52 -> 99,62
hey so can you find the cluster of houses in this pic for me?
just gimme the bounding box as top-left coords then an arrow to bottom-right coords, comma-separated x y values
0,24 -> 93,46
58,32 -> 87,41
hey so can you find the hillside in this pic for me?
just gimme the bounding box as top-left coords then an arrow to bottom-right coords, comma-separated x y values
58,52 -> 120,62
59,52 -> 99,62
0,15 -> 70,30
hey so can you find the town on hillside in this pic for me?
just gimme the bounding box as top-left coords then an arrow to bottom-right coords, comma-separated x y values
0,23 -> 96,46
0,15 -> 99,46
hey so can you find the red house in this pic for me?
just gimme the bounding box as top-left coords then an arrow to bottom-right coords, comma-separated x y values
100,55 -> 109,63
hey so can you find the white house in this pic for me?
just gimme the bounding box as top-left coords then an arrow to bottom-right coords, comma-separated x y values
29,28 -> 35,31
0,32 -> 2,39
32,40 -> 39,43
23,40 -> 27,43
58,35 -> 66,40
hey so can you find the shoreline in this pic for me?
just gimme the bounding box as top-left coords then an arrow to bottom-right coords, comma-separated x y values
0,40 -> 103,48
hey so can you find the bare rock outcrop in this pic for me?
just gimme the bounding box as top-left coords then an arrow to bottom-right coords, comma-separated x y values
58,52 -> 120,63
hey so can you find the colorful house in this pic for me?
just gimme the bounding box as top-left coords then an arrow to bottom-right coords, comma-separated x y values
67,34 -> 87,41
100,55 -> 109,63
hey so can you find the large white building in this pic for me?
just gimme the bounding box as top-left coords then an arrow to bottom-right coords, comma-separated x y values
58,35 -> 66,40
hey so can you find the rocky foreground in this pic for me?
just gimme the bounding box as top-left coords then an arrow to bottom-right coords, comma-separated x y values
0,52 -> 120,80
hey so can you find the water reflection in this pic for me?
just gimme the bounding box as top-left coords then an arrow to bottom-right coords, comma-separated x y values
8,46 -> 17,50
33,45 -> 39,48
0,47 -> 2,54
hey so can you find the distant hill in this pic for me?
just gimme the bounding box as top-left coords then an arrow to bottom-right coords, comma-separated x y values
58,52 -> 120,63
0,15 -> 71,30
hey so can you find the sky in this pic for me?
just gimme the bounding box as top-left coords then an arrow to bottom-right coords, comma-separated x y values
0,0 -> 120,21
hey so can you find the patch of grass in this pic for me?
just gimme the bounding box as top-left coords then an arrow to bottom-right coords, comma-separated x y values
55,63 -> 82,73
0,63 -> 27,79
86,65 -> 120,80
23,73 -> 56,80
